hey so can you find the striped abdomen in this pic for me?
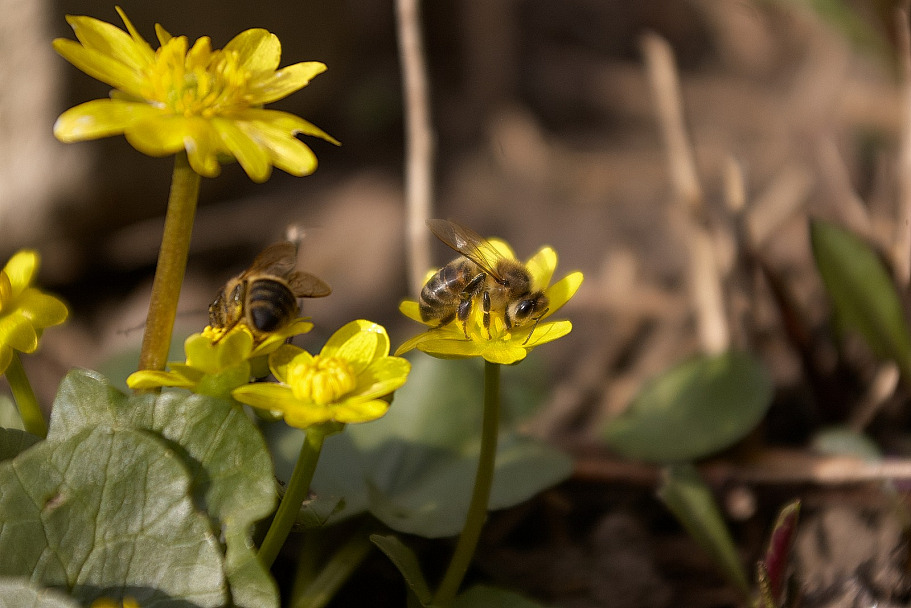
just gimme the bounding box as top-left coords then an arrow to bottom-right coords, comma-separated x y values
246,278 -> 298,332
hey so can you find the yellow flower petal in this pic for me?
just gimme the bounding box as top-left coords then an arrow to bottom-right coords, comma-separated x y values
67,12 -> 154,68
0,315 -> 39,353
17,290 -> 69,328
213,118 -> 273,183
54,99 -> 164,142
526,246 -> 557,290
329,399 -> 390,424
52,39 -> 147,98
223,28 -> 281,73
544,271 -> 584,317
3,251 -> 38,294
321,320 -> 390,375
127,370 -> 195,390
248,62 -> 327,105
353,357 -> 411,400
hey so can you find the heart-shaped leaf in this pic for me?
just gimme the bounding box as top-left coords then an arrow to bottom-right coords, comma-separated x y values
0,428 -> 39,462
47,370 -> 278,607
603,351 -> 772,463
0,579 -> 80,608
0,426 -> 228,605
811,220 -> 911,375
293,356 -> 572,538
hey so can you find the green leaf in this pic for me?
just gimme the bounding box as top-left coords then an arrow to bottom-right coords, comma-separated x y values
0,426 -> 228,605
0,395 -> 24,431
811,426 -> 881,461
293,356 -> 572,537
657,464 -> 750,596
47,369 -> 278,607
224,528 -> 280,608
0,427 -> 39,462
603,351 -> 772,463
0,578 -> 80,608
369,534 -> 432,606
453,585 -> 549,608
810,220 -> 911,375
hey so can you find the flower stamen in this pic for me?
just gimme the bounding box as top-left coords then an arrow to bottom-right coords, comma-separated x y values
287,355 -> 357,405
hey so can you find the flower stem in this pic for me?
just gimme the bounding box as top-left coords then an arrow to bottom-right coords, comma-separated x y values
290,523 -> 374,608
259,425 -> 330,569
433,360 -> 501,606
6,352 -> 47,438
137,151 -> 201,374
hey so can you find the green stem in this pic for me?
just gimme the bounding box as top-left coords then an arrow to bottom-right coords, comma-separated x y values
259,426 -> 329,569
137,151 -> 201,374
290,524 -> 374,608
433,360 -> 501,606
6,352 -> 47,438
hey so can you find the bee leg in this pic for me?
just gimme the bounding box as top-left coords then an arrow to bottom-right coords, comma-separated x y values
457,298 -> 473,338
521,308 -> 549,345
482,291 -> 492,338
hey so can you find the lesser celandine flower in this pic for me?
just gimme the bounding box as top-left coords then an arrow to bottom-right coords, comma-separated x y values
396,240 -> 583,364
53,7 -> 339,182
126,318 -> 313,398
0,250 -> 68,375
233,319 -> 410,429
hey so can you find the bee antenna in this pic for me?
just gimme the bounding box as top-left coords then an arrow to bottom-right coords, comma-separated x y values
522,308 -> 549,345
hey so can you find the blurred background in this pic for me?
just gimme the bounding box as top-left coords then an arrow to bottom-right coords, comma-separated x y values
3,1 -> 910,604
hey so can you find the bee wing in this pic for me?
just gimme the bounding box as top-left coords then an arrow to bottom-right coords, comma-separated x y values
244,242 -> 299,277
427,219 -> 504,279
287,271 -> 332,298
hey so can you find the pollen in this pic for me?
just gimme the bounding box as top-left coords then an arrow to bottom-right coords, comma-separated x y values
143,37 -> 250,118
287,355 -> 357,406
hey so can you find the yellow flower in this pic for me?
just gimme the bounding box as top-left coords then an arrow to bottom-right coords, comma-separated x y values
53,7 -> 339,182
0,251 -> 68,374
395,240 -> 583,365
233,320 -> 410,429
126,318 -> 313,398
90,598 -> 140,608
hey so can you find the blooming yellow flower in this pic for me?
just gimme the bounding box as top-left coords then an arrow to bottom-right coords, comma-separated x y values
90,598 -> 139,608
0,251 -> 68,375
233,320 -> 410,429
127,318 -> 313,398
396,240 -> 583,365
53,7 -> 338,182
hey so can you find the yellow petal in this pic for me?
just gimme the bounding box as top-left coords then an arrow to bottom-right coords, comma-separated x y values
247,61 -> 327,105
214,118 -> 272,183
3,251 -> 38,293
17,290 -> 68,329
127,370 -> 195,390
329,399 -> 389,424
67,12 -> 154,68
398,300 -> 425,324
224,28 -> 280,73
353,357 -> 411,400
321,320 -> 389,374
52,39 -> 146,98
115,6 -> 154,51
526,246 -> 557,289
544,271 -> 584,317
54,99 -> 162,142
237,109 -> 340,145
480,344 -> 528,365
255,128 -> 318,177
0,314 -> 38,353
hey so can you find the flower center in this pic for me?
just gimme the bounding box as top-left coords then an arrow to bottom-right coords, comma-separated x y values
0,271 -> 11,314
144,36 -> 250,118
286,355 -> 357,406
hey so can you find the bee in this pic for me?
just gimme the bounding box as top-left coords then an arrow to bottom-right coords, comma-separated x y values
208,241 -> 331,340
420,219 -> 549,342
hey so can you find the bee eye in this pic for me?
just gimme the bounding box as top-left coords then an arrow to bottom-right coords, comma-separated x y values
515,300 -> 535,318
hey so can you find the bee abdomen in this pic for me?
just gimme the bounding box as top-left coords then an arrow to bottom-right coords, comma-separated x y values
247,279 -> 298,332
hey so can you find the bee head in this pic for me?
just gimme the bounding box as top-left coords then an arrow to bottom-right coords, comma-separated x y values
510,291 -> 549,325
